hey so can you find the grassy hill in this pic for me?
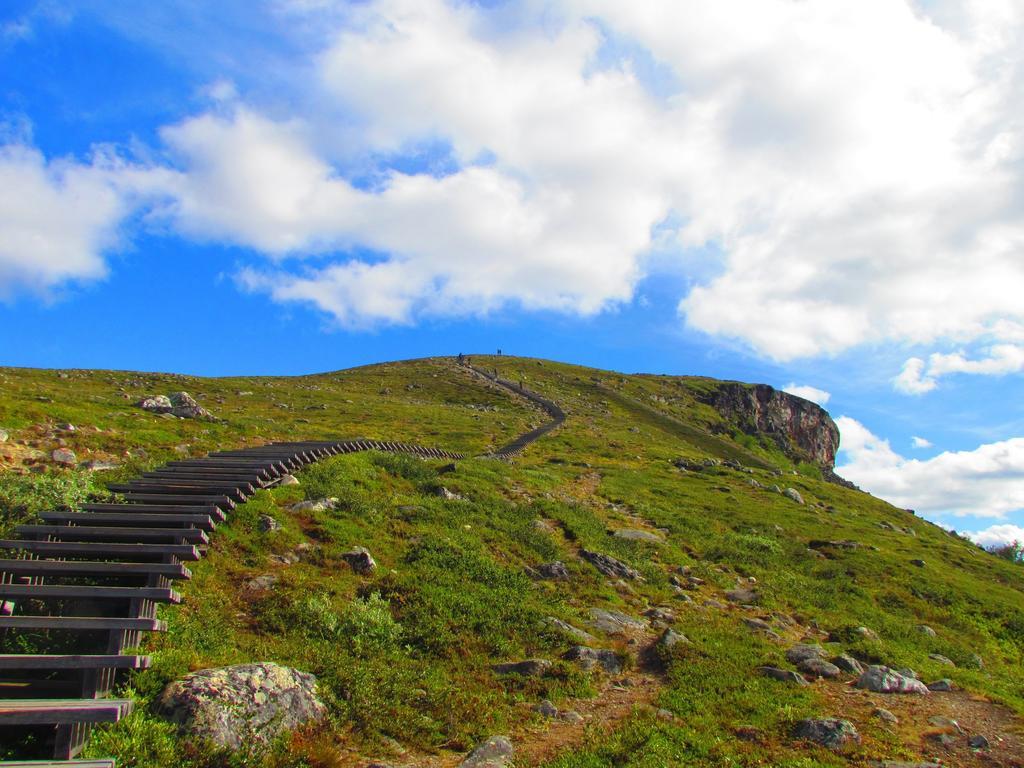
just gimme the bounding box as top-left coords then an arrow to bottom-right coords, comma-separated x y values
0,356 -> 1022,767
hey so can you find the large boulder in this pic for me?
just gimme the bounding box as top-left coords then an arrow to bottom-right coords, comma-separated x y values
460,736 -> 513,767
157,662 -> 327,750
855,665 -> 930,695
137,392 -> 213,420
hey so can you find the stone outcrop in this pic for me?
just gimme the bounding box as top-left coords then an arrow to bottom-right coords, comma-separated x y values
157,662 -> 326,750
701,383 -> 842,474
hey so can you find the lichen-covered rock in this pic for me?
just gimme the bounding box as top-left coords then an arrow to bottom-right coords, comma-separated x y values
855,665 -> 930,694
157,662 -> 326,750
758,666 -> 809,685
543,617 -> 595,643
588,607 -> 646,634
611,529 -> 663,543
169,392 -> 213,419
927,678 -> 954,692
289,498 -> 338,513
534,561 -> 569,580
832,654 -> 866,675
492,659 -> 551,677
798,658 -> 842,679
785,644 -> 826,665
784,488 -> 804,504
137,395 -> 173,413
657,628 -> 689,648
341,546 -> 377,574
793,718 -> 861,751
580,550 -> 642,580
51,448 -> 76,465
258,515 -> 281,532
563,646 -> 622,673
460,736 -> 513,767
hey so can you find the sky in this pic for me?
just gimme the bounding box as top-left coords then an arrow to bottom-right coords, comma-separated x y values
1,0 -> 1023,548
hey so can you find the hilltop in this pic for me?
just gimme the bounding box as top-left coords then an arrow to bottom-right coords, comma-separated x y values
0,356 -> 1022,768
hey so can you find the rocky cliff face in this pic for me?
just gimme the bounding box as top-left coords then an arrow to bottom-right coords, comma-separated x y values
702,383 -> 840,471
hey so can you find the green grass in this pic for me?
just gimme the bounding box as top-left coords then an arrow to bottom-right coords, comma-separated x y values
0,355 -> 1021,766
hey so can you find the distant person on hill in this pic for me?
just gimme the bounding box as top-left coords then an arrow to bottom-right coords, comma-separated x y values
457,352 -> 464,364
497,348 -> 502,355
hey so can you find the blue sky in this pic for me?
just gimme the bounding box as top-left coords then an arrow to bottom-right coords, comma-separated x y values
2,0 -> 1024,546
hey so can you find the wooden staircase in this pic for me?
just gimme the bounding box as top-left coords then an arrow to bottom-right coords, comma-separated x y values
0,439 -> 462,765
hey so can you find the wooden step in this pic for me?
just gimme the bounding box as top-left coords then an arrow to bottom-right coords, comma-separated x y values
39,512 -> 216,531
0,559 -> 190,580
0,698 -> 132,725
0,541 -> 200,561
14,526 -> 208,545
81,503 -> 225,522
166,459 -> 284,475
143,471 -> 265,484
0,617 -> 166,632
0,760 -> 116,767
118,494 -> 234,509
0,585 -> 180,603
0,654 -> 150,670
110,483 -> 250,501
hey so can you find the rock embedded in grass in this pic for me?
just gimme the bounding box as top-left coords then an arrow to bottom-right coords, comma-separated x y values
563,646 -> 622,673
798,658 -> 842,679
784,488 -> 805,504
928,653 -> 955,667
725,587 -> 760,604
873,707 -> 899,724
289,497 -> 338,513
460,735 -> 514,767
792,718 -> 861,751
158,662 -> 326,750
785,644 -> 826,665
491,659 -> 551,677
657,628 -> 689,648
831,654 -> 865,675
533,561 -> 569,580
580,550 -> 642,580
855,665 -> 930,694
758,666 -> 809,685
278,474 -> 300,486
544,617 -> 595,643
917,624 -> 937,637
258,515 -> 281,532
341,546 -> 377,575
927,678 -> 955,692
50,448 -> 76,465
611,528 -> 663,543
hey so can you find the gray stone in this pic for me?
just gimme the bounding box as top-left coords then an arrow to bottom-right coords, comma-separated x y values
289,498 -> 338,513
910,558 -> 926,567
644,607 -> 676,624
258,515 -> 280,533
725,587 -> 760,604
873,707 -> 898,724
967,653 -> 984,670
492,659 -> 551,678
785,644 -> 826,665
854,626 -> 879,641
56,422 -> 76,432
917,624 -> 937,637
243,574 -> 279,592
80,460 -> 118,471
831,654 -> 865,675
793,718 -> 860,751
703,599 -> 726,609
157,662 -> 326,750
611,529 -> 663,543
897,667 -> 918,679
744,618 -> 773,632
855,665 -> 930,694
758,666 -> 809,685
968,735 -> 989,749
278,474 -> 300,486
535,561 -> 569,580
927,678 -> 954,692
0,429 -> 7,443
51,448 -> 76,465
798,658 -> 842,679
169,392 -> 213,420
137,395 -> 173,413
784,488 -> 805,504
341,546 -> 377,575
533,700 -> 558,718
563,646 -> 621,673
580,550 -> 642,580
559,710 -> 583,724
543,617 -> 595,643
927,715 -> 963,733
588,608 -> 645,634
658,628 -> 689,649
460,736 -> 513,768
928,653 -> 955,667
436,486 -> 462,500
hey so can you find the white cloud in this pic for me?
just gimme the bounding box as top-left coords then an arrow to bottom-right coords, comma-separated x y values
911,436 -> 932,449
4,0 -> 1024,348
836,416 -> 1024,519
782,383 -> 831,406
894,344 -> 1024,394
967,523 -> 1024,550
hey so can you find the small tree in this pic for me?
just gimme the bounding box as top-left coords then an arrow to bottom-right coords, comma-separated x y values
989,541 -> 1024,563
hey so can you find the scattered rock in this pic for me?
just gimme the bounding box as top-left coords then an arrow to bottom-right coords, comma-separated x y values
793,718 -> 861,751
910,558 -> 926,568
969,734 -> 990,749
832,654 -> 865,675
917,625 -> 937,637
258,515 -> 281,533
785,644 -> 827,665
657,628 -> 689,649
278,474 -> 300,486
563,646 -> 621,673
580,550 -> 642,580
873,707 -> 899,725
51,448 -> 76,466
855,666 -> 930,694
289,498 -> 338,513
927,678 -> 954,692
435,486 -> 462,500
491,659 -> 551,678
854,626 -> 879,641
341,546 -> 377,575
0,429 -> 7,443
533,699 -> 559,718
543,617 -> 595,643
927,732 -> 957,748
137,395 -> 173,412
588,608 -> 646,634
798,658 -> 842,679
744,618 -> 773,632
530,519 -> 557,535
459,736 -> 513,768
928,715 -> 963,733
784,488 -> 805,504
703,599 -> 726,609
725,587 -> 760,604
928,653 -> 955,667
559,710 -> 584,724
157,663 -> 326,750
758,666 -> 809,685
243,574 -> 279,592
534,561 -> 569,580
56,422 -> 76,432
80,460 -> 118,471
611,529 -> 663,543
644,607 -> 676,624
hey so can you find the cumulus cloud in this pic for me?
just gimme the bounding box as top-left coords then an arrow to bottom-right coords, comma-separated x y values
894,345 -> 1024,394
836,416 -> 1024,519
893,358 -> 937,395
911,436 -> 933,449
967,524 -> 1024,550
5,0 -> 1024,348
782,383 -> 831,406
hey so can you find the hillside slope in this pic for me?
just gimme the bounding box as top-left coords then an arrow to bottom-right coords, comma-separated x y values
0,356 -> 1022,768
